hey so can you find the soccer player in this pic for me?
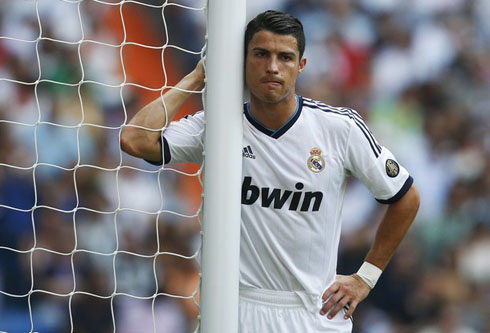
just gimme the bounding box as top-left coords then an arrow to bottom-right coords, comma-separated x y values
121,10 -> 420,332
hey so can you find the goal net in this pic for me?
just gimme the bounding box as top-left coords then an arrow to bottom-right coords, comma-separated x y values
0,0 -> 213,331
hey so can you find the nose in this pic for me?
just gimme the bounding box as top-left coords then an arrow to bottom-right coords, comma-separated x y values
266,56 -> 279,74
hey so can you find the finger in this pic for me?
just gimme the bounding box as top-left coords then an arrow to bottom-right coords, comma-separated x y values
327,298 -> 349,319
322,283 -> 339,302
343,301 -> 358,319
320,292 -> 342,316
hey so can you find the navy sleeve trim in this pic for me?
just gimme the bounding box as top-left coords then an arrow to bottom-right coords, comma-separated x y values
144,136 -> 171,166
162,136 -> 171,164
376,176 -> 414,204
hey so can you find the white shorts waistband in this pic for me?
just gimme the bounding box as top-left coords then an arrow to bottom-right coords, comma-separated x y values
239,287 -> 306,308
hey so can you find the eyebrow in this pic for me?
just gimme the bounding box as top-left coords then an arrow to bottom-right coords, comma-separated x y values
279,51 -> 296,58
252,47 -> 269,53
252,47 -> 297,58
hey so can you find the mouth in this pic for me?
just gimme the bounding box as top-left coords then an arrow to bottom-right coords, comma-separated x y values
261,78 -> 283,86
263,81 -> 281,87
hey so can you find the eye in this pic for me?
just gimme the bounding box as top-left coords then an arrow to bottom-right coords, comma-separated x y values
281,54 -> 293,61
255,50 -> 266,57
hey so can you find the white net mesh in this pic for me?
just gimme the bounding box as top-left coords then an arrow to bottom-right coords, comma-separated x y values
0,0 -> 206,331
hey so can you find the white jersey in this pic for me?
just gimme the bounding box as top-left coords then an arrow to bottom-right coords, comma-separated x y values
160,95 -> 412,310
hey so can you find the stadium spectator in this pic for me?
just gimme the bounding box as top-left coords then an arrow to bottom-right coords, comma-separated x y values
1,0 -> 489,331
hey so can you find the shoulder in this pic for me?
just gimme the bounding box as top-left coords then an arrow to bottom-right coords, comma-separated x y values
165,110 -> 205,135
182,110 -> 204,120
173,110 -> 205,127
301,96 -> 360,128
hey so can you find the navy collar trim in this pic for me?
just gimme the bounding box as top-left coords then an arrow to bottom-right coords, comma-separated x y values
244,95 -> 303,139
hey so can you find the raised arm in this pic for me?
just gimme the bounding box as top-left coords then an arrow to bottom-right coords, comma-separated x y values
120,60 -> 205,162
321,184 -> 420,319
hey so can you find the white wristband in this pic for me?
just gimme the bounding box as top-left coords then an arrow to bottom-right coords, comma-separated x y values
356,262 -> 383,289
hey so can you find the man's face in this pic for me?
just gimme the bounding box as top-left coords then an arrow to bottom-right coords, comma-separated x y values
245,30 -> 306,104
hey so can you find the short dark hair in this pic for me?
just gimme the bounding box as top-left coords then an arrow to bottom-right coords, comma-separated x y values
245,10 -> 306,60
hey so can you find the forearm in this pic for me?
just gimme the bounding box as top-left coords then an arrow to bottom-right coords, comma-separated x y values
121,61 -> 205,161
130,71 -> 204,130
365,184 -> 420,270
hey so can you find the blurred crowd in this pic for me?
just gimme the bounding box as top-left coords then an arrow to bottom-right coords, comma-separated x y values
0,0 -> 489,332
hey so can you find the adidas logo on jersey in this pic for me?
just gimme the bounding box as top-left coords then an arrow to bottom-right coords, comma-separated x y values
241,176 -> 323,212
242,145 -> 256,159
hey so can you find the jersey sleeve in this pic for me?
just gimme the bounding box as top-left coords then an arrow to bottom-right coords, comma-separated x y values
157,110 -> 205,165
344,116 -> 413,204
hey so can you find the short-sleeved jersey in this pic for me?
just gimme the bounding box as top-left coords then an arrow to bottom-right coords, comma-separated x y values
160,96 -> 413,309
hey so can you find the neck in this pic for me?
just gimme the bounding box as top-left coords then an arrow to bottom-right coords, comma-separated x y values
249,93 -> 298,131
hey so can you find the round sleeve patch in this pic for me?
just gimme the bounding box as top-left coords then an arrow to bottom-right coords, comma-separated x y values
386,159 -> 400,177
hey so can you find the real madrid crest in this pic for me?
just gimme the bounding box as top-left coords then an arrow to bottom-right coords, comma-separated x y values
385,159 -> 399,178
307,147 -> 325,173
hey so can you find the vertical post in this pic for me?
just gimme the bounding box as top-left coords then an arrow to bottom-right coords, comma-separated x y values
200,0 -> 245,332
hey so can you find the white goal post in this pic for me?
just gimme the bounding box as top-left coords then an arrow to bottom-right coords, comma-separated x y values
201,0 -> 245,332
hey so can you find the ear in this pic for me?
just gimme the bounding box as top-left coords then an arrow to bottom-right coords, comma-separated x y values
298,57 -> 307,73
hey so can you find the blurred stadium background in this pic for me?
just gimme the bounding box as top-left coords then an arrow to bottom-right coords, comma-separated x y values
0,0 -> 489,332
